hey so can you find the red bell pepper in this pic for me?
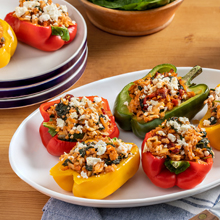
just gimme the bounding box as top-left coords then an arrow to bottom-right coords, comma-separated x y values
39,96 -> 119,156
141,133 -> 213,189
4,12 -> 77,52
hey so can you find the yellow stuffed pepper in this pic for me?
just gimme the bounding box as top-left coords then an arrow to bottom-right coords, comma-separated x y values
0,19 -> 17,68
50,137 -> 140,199
200,84 -> 220,150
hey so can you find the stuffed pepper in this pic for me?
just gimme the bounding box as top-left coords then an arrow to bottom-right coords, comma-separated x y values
141,117 -> 214,189
50,137 -> 140,199
0,19 -> 17,68
5,0 -> 77,52
39,94 -> 119,156
200,84 -> 220,150
114,64 -> 209,139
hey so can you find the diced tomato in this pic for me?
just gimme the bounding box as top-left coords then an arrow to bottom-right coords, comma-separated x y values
172,99 -> 179,106
157,88 -> 168,99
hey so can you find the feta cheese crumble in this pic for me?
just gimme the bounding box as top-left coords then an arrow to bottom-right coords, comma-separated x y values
143,117 -> 214,163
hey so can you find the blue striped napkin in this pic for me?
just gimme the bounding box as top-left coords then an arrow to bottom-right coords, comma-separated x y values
41,185 -> 220,220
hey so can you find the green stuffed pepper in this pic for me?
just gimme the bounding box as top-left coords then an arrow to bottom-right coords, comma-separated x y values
113,64 -> 209,139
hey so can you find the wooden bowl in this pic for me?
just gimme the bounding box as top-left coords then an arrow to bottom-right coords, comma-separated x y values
79,0 -> 184,36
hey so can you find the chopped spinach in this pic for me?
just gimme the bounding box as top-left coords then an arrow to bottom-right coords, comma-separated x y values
34,6 -> 43,12
196,138 -> 210,149
138,86 -> 143,91
200,131 -> 207,137
62,159 -> 73,166
105,158 -> 121,165
79,145 -> 94,157
208,116 -> 217,125
59,132 -> 85,142
106,143 -> 116,148
79,148 -> 86,157
139,98 -> 145,110
86,165 -> 93,171
55,102 -> 70,120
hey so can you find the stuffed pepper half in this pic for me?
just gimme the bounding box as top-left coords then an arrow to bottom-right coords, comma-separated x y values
200,84 -> 220,150
39,95 -> 119,156
0,19 -> 17,68
114,64 -> 209,139
5,0 -> 77,51
142,117 -> 214,189
50,137 -> 140,199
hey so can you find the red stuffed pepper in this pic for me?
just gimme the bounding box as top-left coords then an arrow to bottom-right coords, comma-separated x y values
141,117 -> 214,189
5,0 -> 77,51
39,94 -> 119,156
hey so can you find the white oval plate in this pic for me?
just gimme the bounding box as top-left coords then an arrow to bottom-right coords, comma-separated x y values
0,0 -> 87,84
9,67 -> 220,208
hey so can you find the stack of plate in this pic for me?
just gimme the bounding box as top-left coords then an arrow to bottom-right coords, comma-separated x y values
0,0 -> 87,109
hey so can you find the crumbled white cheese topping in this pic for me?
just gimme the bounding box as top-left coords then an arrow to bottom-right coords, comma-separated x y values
15,6 -> 28,17
80,171 -> 88,179
177,138 -> 188,147
42,3 -> 62,22
157,130 -> 166,136
71,125 -> 83,133
204,151 -> 210,157
94,96 -> 102,103
115,140 -> 133,156
23,1 -> 40,9
70,112 -> 78,119
124,101 -> 129,106
86,157 -> 103,166
168,133 -> 176,142
179,117 -> 189,124
203,120 -> 211,126
39,14 -> 50,22
94,140 -> 107,156
74,142 -> 87,152
56,118 -> 65,128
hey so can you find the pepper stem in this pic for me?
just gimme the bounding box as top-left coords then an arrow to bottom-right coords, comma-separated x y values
182,65 -> 202,87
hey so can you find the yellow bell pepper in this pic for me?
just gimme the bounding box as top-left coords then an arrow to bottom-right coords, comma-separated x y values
0,19 -> 17,68
199,84 -> 220,150
200,109 -> 220,150
50,140 -> 140,199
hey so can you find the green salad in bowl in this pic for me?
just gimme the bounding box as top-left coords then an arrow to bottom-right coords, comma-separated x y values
88,0 -> 176,11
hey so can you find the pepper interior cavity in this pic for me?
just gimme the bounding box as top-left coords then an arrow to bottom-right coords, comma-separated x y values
127,69 -> 195,123
203,85 -> 220,127
44,95 -> 114,142
60,137 -> 134,178
143,117 -> 214,162
14,0 -> 75,27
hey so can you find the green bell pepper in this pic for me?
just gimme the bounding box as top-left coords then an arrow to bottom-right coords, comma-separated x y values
113,64 -> 209,139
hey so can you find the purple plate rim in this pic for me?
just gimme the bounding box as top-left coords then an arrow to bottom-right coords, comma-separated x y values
0,40 -> 87,88
0,45 -> 87,98
0,53 -> 87,109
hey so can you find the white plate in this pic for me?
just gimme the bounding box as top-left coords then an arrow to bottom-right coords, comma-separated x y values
9,67 -> 220,208
0,47 -> 88,109
0,0 -> 87,84
0,44 -> 87,99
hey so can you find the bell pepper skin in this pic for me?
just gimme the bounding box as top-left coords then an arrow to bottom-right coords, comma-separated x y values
141,133 -> 213,189
199,84 -> 220,151
50,142 -> 140,199
114,64 -> 209,139
200,110 -> 220,151
4,12 -> 77,52
39,96 -> 119,156
0,19 -> 17,68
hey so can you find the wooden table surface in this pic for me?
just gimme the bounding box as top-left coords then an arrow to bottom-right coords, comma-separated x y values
1,0 -> 220,219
